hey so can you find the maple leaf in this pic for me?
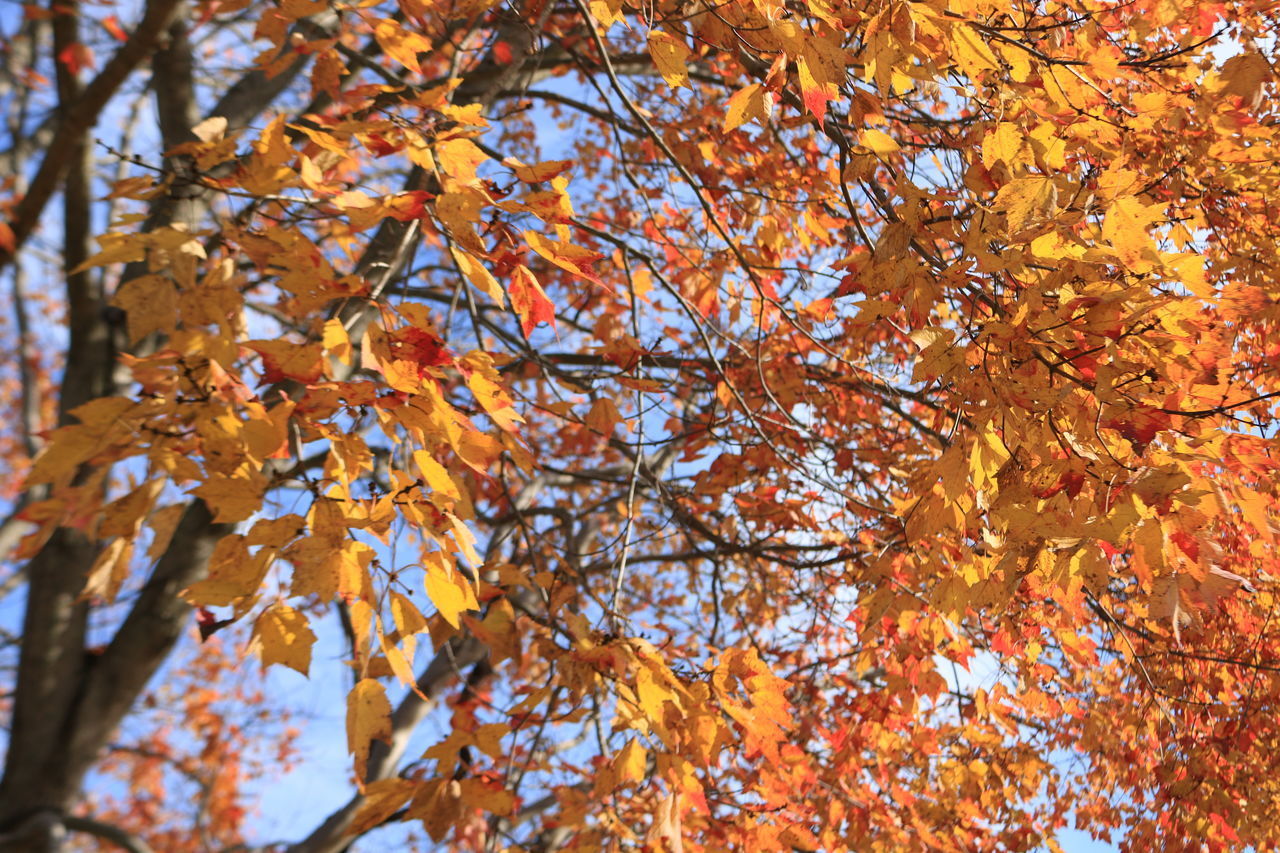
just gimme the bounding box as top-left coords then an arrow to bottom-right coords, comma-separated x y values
347,679 -> 393,783
648,30 -> 691,89
524,232 -> 605,286
509,265 -> 555,336
1151,567 -> 1256,645
251,605 -> 317,675
246,340 -> 325,385
724,83 -> 775,132
13,1 -> 1280,851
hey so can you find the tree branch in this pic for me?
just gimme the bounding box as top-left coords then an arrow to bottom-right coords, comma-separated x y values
0,0 -> 183,272
63,815 -> 157,853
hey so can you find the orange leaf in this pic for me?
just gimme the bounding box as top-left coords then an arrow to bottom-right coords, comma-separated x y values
509,265 -> 555,336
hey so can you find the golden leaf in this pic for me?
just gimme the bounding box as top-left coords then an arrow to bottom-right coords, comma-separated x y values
252,605 -> 316,675
993,176 -> 1057,233
723,83 -> 773,132
859,128 -> 899,154
347,678 -> 393,783
648,30 -> 691,89
110,274 -> 177,344
614,738 -> 648,785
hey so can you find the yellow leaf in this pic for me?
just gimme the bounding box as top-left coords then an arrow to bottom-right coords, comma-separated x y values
245,514 -> 306,547
299,154 -> 325,191
98,479 -> 163,538
413,449 -> 461,500
279,0 -> 329,19
635,666 -> 673,727
373,18 -> 432,73
72,232 -> 146,273
648,30 -> 690,89
146,503 -> 186,562
859,128 -> 899,154
190,472 -> 267,523
982,123 -> 1031,171
467,371 -> 524,432
476,598 -> 519,664
614,738 -> 648,785
254,114 -> 293,168
723,83 -> 773,132
435,137 -> 488,185
1237,487 -> 1275,546
424,552 -> 478,628
182,534 -> 267,607
252,605 -> 316,675
993,176 -> 1057,233
1214,51 -> 1271,103
406,779 -> 464,841
524,231 -> 604,286
379,632 -> 417,686
589,0 -> 624,27
391,591 -> 429,635
451,247 -> 505,307
951,23 -> 999,79
1103,195 -> 1161,273
459,776 -> 516,815
322,318 -> 352,365
434,189 -> 487,254
504,157 -> 574,183
110,274 -> 177,344
347,678 -> 393,783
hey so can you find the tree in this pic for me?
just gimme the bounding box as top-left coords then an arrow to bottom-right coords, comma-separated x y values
1,0 -> 1279,849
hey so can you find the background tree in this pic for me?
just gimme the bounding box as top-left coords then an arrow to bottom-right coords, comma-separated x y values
2,0 -> 1279,850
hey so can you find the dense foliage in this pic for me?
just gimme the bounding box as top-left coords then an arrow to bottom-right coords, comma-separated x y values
2,0 -> 1280,849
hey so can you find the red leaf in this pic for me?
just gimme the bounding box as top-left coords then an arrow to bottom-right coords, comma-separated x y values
396,327 -> 451,372
102,14 -> 128,42
57,42 -> 94,75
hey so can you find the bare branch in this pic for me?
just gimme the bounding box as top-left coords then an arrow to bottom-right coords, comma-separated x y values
0,0 -> 184,273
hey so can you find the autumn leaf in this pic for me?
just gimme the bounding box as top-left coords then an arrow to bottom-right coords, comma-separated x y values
423,553 -> 479,629
505,157 -> 575,183
859,128 -> 899,154
347,679 -> 393,783
723,84 -> 774,132
993,176 -> 1058,232
509,264 -> 554,336
524,232 -> 605,286
613,738 -> 648,785
111,274 -> 178,343
348,779 -> 419,835
585,396 -> 622,435
13,1 -> 1280,850
246,340 -> 325,384
648,30 -> 691,89
251,605 -> 317,675
1103,195 -> 1162,272
435,137 -> 488,185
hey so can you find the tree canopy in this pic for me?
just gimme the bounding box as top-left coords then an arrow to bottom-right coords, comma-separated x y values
2,0 -> 1280,849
